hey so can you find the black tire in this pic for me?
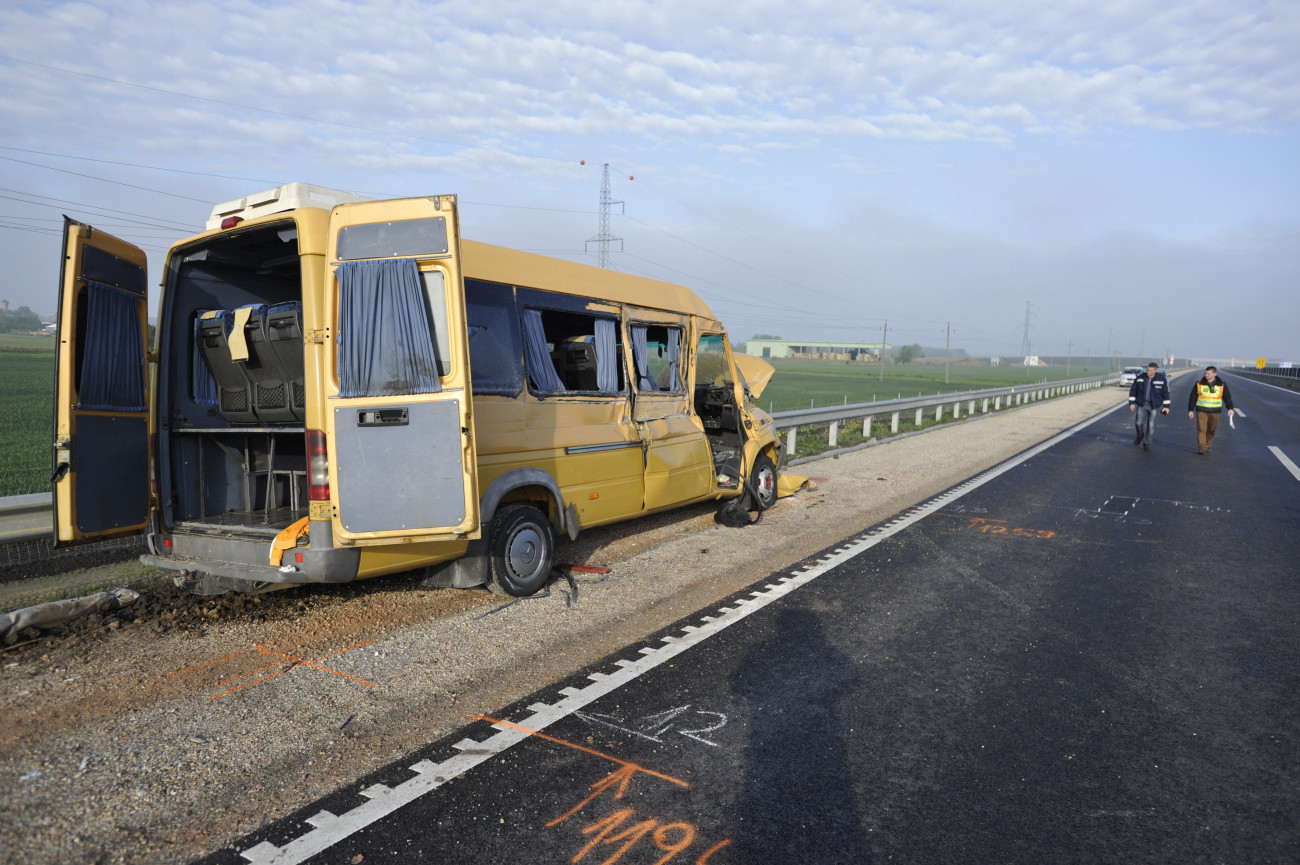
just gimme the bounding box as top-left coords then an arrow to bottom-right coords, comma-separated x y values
486,504 -> 555,597
743,453 -> 778,511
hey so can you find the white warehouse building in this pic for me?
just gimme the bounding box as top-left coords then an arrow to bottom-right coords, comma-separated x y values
743,338 -> 891,360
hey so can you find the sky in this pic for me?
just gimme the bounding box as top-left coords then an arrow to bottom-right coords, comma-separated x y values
1,0 -> 1297,364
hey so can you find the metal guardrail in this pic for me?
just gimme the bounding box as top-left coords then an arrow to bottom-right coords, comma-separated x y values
0,373 -> 1119,546
1231,368 -> 1300,392
769,373 -> 1119,458
0,494 -> 51,545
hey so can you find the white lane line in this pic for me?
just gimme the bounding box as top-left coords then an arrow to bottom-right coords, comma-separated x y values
1269,446 -> 1300,482
238,405 -> 1118,865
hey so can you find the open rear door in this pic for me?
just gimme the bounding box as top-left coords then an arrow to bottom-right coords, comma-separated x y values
325,195 -> 480,542
52,218 -> 151,545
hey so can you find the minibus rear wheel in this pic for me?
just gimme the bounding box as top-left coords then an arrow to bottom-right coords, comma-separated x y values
487,504 -> 555,597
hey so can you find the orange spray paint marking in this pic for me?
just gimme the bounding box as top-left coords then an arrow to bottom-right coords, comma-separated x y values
694,839 -> 732,863
168,641 -> 375,700
473,714 -> 731,861
927,511 -> 1059,538
166,652 -> 246,676
473,715 -> 688,789
548,765 -> 642,828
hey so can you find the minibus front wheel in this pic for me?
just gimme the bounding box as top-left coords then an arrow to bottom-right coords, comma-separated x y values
744,453 -> 778,511
487,504 -> 555,597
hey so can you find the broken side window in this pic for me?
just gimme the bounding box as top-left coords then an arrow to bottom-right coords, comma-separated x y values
521,307 -> 624,395
630,324 -> 684,393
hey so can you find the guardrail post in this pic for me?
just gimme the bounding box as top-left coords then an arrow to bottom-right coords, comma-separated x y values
785,427 -> 798,459
829,420 -> 839,448
968,399 -> 975,415
934,404 -> 943,422
915,407 -> 923,426
891,411 -> 900,433
994,396 -> 1001,410
951,401 -> 960,419
863,414 -> 873,438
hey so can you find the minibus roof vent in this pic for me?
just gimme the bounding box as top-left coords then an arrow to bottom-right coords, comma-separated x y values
206,182 -> 372,230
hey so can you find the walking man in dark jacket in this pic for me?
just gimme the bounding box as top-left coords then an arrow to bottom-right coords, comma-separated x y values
1129,362 -> 1171,451
1186,365 -> 1235,455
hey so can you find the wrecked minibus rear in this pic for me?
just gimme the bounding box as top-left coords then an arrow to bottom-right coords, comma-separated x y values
52,183 -> 782,597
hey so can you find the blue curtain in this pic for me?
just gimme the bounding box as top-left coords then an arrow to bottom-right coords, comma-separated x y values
192,311 -> 219,405
78,281 -> 145,411
630,325 -> 656,391
665,327 -> 681,391
521,309 -> 565,392
594,318 -> 618,392
337,259 -> 442,398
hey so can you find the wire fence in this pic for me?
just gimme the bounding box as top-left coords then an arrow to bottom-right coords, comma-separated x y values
1,534 -> 147,571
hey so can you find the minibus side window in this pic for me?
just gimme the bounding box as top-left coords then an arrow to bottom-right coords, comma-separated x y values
465,279 -> 524,397
521,307 -> 624,395
631,324 -> 684,393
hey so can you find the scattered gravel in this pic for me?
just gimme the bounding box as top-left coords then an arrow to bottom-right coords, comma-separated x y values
0,388 -> 1127,864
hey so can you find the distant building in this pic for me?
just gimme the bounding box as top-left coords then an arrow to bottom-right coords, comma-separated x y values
743,338 -> 890,360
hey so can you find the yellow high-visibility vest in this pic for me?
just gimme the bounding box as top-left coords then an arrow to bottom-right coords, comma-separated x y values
1195,382 -> 1224,410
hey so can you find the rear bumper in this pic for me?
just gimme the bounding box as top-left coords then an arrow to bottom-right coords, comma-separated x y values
142,524 -> 361,594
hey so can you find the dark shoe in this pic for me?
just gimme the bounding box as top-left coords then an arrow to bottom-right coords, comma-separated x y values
1134,433 -> 1143,445
1197,449 -> 1205,455
1143,444 -> 1151,451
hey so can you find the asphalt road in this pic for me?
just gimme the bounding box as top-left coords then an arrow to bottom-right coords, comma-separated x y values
207,373 -> 1300,865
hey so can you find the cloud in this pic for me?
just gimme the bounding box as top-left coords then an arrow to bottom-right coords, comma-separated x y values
0,0 -> 1295,359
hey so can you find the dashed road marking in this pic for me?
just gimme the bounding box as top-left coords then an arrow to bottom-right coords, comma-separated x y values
1269,446 -> 1300,482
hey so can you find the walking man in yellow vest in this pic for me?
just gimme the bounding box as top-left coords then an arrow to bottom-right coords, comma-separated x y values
1186,365 -> 1235,455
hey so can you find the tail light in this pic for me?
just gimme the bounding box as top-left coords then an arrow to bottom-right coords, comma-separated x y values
306,429 -> 330,501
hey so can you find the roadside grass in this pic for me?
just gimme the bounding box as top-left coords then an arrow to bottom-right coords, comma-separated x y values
0,560 -> 172,614
788,411 -> 966,460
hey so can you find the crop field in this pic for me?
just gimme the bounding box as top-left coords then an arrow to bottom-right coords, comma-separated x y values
0,334 -> 55,496
754,357 -> 1114,413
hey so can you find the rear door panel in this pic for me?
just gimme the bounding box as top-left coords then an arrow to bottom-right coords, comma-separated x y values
324,196 -> 480,542
52,219 -> 151,544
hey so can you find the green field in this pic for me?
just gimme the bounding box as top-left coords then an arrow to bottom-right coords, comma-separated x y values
0,334 -> 56,496
755,357 -> 1113,413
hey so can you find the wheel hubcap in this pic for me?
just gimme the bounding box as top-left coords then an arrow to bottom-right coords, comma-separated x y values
507,527 -> 543,577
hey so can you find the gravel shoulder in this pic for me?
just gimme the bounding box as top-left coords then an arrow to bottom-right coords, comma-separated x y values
0,387 -> 1127,864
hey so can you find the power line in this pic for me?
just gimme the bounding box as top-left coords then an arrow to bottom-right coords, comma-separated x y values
0,155 -> 215,203
0,146 -> 280,186
0,189 -> 197,231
